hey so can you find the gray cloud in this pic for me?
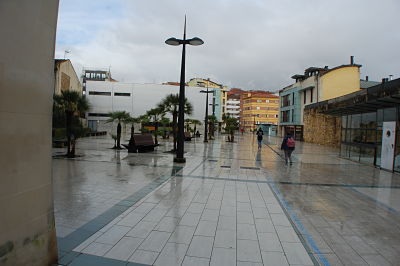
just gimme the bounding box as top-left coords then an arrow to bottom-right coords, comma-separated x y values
56,0 -> 400,91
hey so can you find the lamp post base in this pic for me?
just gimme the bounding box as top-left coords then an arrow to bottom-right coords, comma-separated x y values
174,157 -> 186,163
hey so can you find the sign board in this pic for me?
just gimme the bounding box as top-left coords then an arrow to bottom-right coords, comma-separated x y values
380,121 -> 396,171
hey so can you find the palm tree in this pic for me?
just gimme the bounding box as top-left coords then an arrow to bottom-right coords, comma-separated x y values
106,111 -> 130,149
124,116 -> 140,139
208,115 -> 218,139
158,94 -> 193,151
185,118 -> 193,132
185,118 -> 202,133
53,90 -> 89,157
224,116 -> 239,142
138,114 -> 150,133
191,119 -> 202,134
146,107 -> 164,145
160,117 -> 171,139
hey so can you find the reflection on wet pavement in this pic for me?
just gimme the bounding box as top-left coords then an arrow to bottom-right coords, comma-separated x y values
54,133 -> 400,265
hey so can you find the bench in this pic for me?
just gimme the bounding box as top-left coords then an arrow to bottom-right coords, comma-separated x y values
86,131 -> 107,136
123,134 -> 157,153
53,139 -> 67,148
184,132 -> 192,141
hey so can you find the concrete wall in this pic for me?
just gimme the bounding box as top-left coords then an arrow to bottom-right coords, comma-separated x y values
320,66 -> 360,101
0,0 -> 59,265
86,81 -> 207,122
303,108 -> 341,147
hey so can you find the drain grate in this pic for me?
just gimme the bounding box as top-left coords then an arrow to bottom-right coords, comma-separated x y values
240,166 -> 260,170
208,159 -> 218,162
220,165 -> 231,168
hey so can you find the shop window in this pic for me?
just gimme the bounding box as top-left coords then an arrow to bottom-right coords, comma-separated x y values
340,144 -> 350,158
360,147 -> 375,165
376,145 -> 382,166
360,112 -> 377,128
377,109 -> 384,126
342,115 -> 347,129
341,129 -> 346,142
349,145 -> 360,162
365,129 -> 376,144
384,107 -> 396,121
350,114 -> 361,128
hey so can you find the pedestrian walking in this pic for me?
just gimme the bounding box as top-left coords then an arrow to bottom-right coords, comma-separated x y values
256,128 -> 263,149
281,133 -> 295,165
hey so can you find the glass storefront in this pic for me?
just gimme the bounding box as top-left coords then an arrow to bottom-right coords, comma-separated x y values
340,107 -> 399,171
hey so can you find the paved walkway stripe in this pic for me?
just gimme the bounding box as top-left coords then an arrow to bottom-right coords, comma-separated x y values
269,183 -> 330,266
349,187 -> 400,215
177,174 -> 400,189
57,168 -> 182,264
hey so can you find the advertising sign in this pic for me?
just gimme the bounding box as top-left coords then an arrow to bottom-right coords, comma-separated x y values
380,121 -> 396,171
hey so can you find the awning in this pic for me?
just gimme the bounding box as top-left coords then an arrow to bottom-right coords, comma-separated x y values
304,78 -> 400,116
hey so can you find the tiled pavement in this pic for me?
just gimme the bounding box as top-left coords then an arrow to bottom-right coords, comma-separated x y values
53,134 -> 400,265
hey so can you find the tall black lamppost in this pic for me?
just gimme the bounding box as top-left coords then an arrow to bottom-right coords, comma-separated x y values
200,78 -> 212,143
165,17 -> 203,163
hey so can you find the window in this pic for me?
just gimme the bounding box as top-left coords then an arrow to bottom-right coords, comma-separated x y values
292,93 -> 295,104
281,110 -> 290,122
88,113 -> 109,117
114,92 -> 131,96
257,100 -> 262,103
282,95 -> 291,107
88,91 -> 111,96
304,91 -> 306,104
256,107 -> 260,110
310,88 -> 314,103
266,100 -> 270,103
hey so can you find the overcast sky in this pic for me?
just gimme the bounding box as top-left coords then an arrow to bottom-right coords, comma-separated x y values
55,0 -> 400,92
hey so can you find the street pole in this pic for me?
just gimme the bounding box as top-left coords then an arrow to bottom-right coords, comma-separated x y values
175,19 -> 187,163
165,17 -> 203,163
204,79 -> 209,142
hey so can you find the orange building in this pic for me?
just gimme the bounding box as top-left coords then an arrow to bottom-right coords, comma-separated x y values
240,91 -> 279,131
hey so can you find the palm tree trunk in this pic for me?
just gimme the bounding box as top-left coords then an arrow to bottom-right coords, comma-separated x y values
66,111 -> 72,157
117,122 -> 121,149
154,117 -> 159,145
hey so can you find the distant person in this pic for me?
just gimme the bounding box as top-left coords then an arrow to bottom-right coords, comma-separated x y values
256,128 -> 264,149
241,128 -> 244,135
195,130 -> 200,137
281,133 -> 295,165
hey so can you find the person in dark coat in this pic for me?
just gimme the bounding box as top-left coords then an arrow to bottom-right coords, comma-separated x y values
281,133 -> 295,165
256,128 -> 264,149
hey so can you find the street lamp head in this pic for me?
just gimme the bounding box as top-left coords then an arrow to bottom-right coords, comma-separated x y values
188,37 -> 204,46
165,38 -> 181,46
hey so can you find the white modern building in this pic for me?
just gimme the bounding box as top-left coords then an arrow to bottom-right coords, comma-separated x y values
86,80 -> 207,132
226,99 -> 240,119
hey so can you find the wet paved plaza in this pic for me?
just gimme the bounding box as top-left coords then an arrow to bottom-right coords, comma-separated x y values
53,134 -> 400,265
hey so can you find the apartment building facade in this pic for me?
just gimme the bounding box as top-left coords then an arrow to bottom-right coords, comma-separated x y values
187,78 -> 227,122
226,88 -> 244,119
240,91 -> 279,132
278,58 -> 363,140
54,59 -> 82,95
